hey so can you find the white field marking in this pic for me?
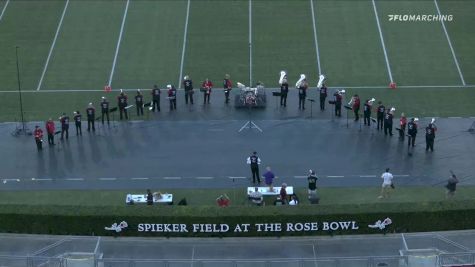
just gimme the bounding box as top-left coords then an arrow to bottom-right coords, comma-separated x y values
66,178 -> 84,181
434,0 -> 465,85
2,178 -> 20,184
448,117 -> 461,119
178,0 -> 191,89
0,0 -> 10,22
36,0 -> 70,91
131,177 -> 149,180
371,0 -> 393,83
108,0 -> 130,87
309,0 -> 322,75
2,84 -> 475,93
248,0 -> 252,86
359,175 -> 377,178
294,176 -> 307,178
163,176 -> 181,180
99,177 -> 117,181
393,174 -> 410,177
196,176 -> 214,180
327,175 -> 344,178
229,176 -> 247,179
32,178 -> 52,181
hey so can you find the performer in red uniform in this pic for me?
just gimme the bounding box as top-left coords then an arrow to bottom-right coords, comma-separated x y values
352,94 -> 361,121
399,113 -> 407,140
45,118 -> 55,146
59,113 -> 70,140
202,78 -> 213,104
34,126 -> 44,151
334,91 -> 343,117
223,74 -> 232,104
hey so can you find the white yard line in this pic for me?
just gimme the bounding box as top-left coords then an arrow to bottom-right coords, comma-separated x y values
359,175 -> 377,178
196,177 -> 214,180
327,175 -> 344,178
66,178 -> 84,181
131,177 -> 149,180
0,0 -> 10,22
433,0 -> 465,86
294,176 -> 307,179
99,177 -> 117,181
107,0 -> 130,87
178,0 -> 191,89
36,0 -> 70,91
309,0 -> 322,75
163,176 -> 181,180
248,0 -> 253,86
2,84 -> 474,93
31,178 -> 52,181
229,176 -> 247,179
371,0 -> 393,83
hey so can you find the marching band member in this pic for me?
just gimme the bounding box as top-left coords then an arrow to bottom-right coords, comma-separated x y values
151,85 -> 161,112
167,84 -> 177,110
319,83 -> 327,111
399,113 -> 407,140
246,151 -> 261,184
202,78 -> 213,104
73,111 -> 82,136
352,94 -> 361,121
34,125 -> 43,151
59,112 -> 70,140
334,91 -> 343,117
45,118 -> 55,145
183,75 -> 194,105
86,103 -> 96,132
297,77 -> 308,110
384,108 -> 394,136
425,120 -> 437,152
223,74 -> 232,104
135,90 -> 144,116
100,97 -> 110,125
117,90 -> 129,120
376,101 -> 385,131
407,118 -> 418,148
280,78 -> 289,107
363,99 -> 372,126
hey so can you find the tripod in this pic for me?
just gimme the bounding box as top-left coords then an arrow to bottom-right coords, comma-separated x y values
238,102 -> 262,133
307,98 -> 315,119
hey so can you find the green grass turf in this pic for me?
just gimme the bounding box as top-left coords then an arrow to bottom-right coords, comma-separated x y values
183,0 -> 249,89
377,1 -> 463,86
439,0 -> 475,85
112,0 -> 186,89
315,0 -> 388,86
41,0 -> 126,90
252,0 -> 318,87
1,186 -> 474,207
0,1 -> 65,91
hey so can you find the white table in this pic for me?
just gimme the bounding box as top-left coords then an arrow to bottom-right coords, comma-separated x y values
126,194 -> 173,205
247,186 -> 294,196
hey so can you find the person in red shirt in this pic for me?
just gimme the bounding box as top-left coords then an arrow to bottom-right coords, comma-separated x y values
59,113 -> 70,140
201,78 -> 213,104
167,84 -> 177,110
45,118 -> 55,146
223,74 -> 232,104
280,183 -> 288,204
399,113 -> 407,140
216,194 -> 230,207
33,126 -> 44,151
352,94 -> 361,121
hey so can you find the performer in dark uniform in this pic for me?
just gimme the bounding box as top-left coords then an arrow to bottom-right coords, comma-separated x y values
399,113 -> 407,140
246,151 -> 261,184
100,97 -> 110,125
334,91 -> 342,117
384,109 -> 393,136
167,84 -> 177,110
363,99 -> 372,126
73,111 -> 82,136
376,101 -> 385,131
407,118 -> 417,148
297,79 -> 308,110
151,85 -> 161,112
352,94 -> 361,121
202,78 -> 212,104
135,90 -> 144,116
319,83 -> 327,111
117,90 -> 128,120
183,75 -> 194,105
223,74 -> 232,104
280,78 -> 289,107
86,103 -> 95,132
59,113 -> 70,140
425,121 -> 437,152
34,125 -> 43,151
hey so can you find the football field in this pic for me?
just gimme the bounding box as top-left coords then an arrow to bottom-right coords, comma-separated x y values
0,0 -> 474,121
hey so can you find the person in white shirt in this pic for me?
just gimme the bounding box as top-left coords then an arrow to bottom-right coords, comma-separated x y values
379,168 -> 394,199
289,195 -> 299,206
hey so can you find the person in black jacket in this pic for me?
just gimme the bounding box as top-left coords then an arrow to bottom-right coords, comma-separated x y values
280,79 -> 289,107
135,90 -> 144,116
319,84 -> 327,111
